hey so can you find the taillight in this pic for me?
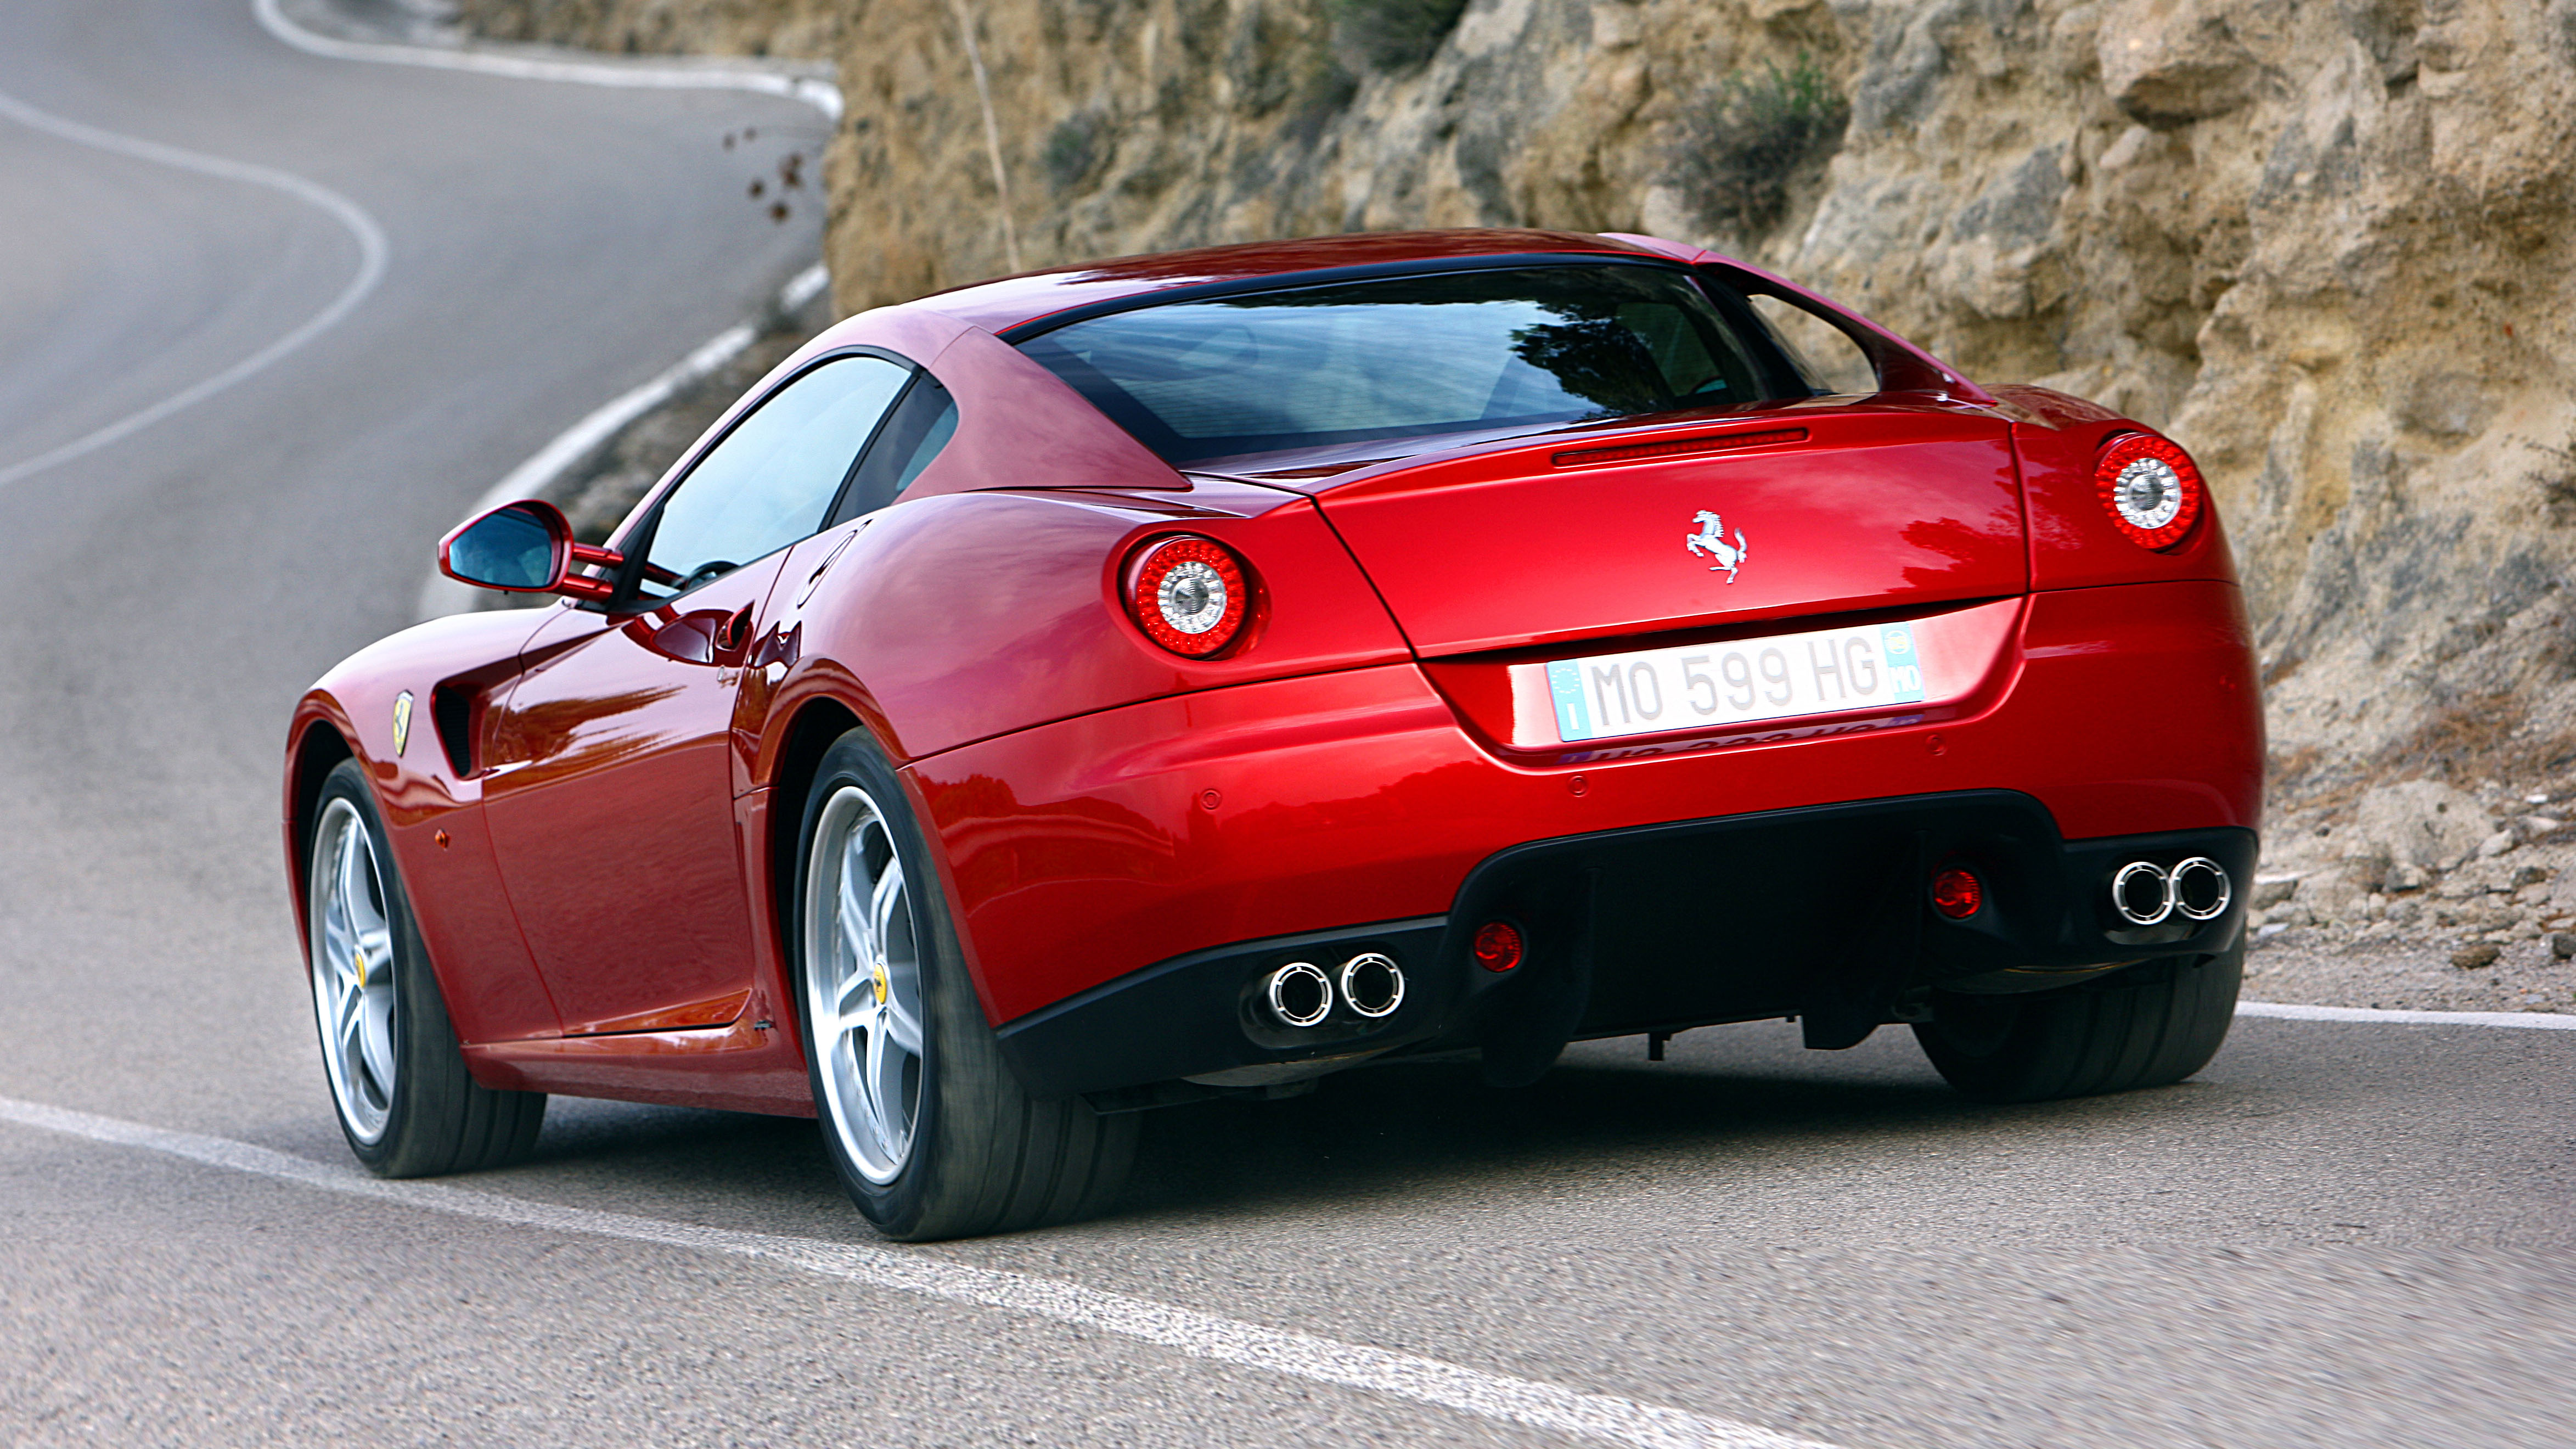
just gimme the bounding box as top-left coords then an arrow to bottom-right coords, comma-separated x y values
2095,433 -> 2205,550
1126,535 -> 1251,657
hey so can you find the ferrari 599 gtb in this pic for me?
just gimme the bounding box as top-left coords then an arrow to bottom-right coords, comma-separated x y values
285,229 -> 2260,1240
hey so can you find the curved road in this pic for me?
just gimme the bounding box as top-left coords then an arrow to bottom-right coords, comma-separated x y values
0,5 -> 2568,1445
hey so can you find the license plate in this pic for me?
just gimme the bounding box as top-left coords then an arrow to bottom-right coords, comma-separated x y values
1544,621 -> 1926,743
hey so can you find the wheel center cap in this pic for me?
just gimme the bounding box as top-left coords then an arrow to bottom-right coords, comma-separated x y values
870,959 -> 888,1006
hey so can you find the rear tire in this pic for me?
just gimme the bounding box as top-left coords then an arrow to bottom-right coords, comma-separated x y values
793,728 -> 1135,1241
1910,941 -> 2242,1104
305,759 -> 545,1176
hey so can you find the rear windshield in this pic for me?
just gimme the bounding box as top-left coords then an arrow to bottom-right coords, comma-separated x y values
1016,264 -> 1815,467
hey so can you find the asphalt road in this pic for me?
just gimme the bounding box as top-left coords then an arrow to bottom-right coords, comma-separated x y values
1,5 -> 2569,1446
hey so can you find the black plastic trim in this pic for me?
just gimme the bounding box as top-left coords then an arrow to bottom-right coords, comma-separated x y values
994,917 -> 1446,1099
989,791 -> 2256,1099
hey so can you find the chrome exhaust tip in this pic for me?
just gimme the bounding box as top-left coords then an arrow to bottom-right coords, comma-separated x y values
2171,856 -> 2231,921
1337,952 -> 1405,1019
1263,962 -> 1332,1027
2110,860 -> 2174,926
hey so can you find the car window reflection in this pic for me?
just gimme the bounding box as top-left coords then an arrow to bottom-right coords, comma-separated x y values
637,355 -> 912,603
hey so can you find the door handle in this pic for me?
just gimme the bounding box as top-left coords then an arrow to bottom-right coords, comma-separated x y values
717,606 -> 753,656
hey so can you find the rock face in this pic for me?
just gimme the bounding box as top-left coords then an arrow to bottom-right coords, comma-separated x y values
2344,779 -> 2495,869
454,0 -> 2576,795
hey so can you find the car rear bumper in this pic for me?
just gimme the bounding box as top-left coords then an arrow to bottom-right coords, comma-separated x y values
993,797 -> 2252,1099
905,577 -> 2262,1085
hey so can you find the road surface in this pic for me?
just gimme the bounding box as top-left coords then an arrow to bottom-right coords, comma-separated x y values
0,4 -> 2567,1445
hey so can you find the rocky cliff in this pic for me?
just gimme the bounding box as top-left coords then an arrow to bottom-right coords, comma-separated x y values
462,0 -> 2576,806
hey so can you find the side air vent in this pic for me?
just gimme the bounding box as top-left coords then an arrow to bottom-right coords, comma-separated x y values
431,684 -> 477,778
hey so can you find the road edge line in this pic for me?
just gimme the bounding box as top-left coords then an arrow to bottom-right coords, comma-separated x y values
0,1093 -> 1842,1449
412,263 -> 827,621
253,0 -> 843,120
2237,1000 -> 2576,1030
0,87 -> 390,492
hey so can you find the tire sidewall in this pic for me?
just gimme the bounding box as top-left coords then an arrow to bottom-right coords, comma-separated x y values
1913,942 -> 2245,1102
791,728 -> 979,1237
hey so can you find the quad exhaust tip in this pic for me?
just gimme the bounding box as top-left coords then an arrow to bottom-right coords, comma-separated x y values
1338,952 -> 1405,1019
2110,857 -> 2231,926
2171,856 -> 2231,920
1263,962 -> 1332,1027
1259,953 -> 1408,1027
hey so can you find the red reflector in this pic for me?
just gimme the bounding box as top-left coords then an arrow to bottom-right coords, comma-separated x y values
1930,867 -> 1983,919
1471,920 -> 1524,972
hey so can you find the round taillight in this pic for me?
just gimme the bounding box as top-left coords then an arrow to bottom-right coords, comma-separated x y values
2096,433 -> 2205,551
1930,867 -> 1983,919
1126,535 -> 1250,658
1472,920 -> 1524,972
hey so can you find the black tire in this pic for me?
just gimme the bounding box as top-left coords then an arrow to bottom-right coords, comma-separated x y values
305,759 -> 545,1176
1910,941 -> 2243,1104
792,728 -> 1135,1242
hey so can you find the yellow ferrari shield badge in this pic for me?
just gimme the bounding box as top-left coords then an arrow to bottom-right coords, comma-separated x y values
392,690 -> 413,757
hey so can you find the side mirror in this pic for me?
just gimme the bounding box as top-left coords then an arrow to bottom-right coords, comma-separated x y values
437,499 -> 621,602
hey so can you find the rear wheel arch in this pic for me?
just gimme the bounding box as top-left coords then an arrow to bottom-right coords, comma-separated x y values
766,693 -> 1013,1036
789,723 -> 1134,1237
767,697 -> 868,958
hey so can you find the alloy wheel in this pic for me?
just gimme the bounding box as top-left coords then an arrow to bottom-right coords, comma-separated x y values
308,797 -> 397,1142
803,784 -> 924,1183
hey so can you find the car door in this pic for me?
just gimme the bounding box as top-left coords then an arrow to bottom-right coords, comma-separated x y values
480,352 -> 917,1034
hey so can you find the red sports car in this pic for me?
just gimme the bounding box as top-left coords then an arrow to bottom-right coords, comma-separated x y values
285,229 -> 2261,1240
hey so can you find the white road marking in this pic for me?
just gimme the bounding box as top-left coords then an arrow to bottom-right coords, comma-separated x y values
0,87 -> 389,491
263,0 -> 842,624
412,263 -> 830,620
0,1095 -> 1842,1449
2238,1000 -> 2576,1030
252,0 -> 843,120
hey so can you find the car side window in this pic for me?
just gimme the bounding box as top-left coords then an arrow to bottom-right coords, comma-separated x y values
1746,295 -> 1878,396
637,355 -> 913,602
830,372 -> 958,525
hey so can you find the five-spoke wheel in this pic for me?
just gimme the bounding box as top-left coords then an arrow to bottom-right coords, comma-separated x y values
801,784 -> 925,1183
309,795 -> 399,1144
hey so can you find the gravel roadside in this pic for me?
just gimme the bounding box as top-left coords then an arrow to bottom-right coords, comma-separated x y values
2247,930 -> 2576,1014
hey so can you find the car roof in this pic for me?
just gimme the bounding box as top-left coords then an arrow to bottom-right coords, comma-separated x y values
903,228 -> 1680,337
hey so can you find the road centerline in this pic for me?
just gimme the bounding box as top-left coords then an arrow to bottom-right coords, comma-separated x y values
0,1092 -> 1847,1449
0,85 -> 389,491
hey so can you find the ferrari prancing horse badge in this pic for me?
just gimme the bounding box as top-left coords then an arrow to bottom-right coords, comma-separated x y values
1686,510 -> 1748,583
392,690 -> 413,757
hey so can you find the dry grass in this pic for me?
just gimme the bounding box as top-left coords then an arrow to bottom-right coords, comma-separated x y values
1668,55 -> 1848,240
2367,690 -> 2576,797
2269,691 -> 2576,821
